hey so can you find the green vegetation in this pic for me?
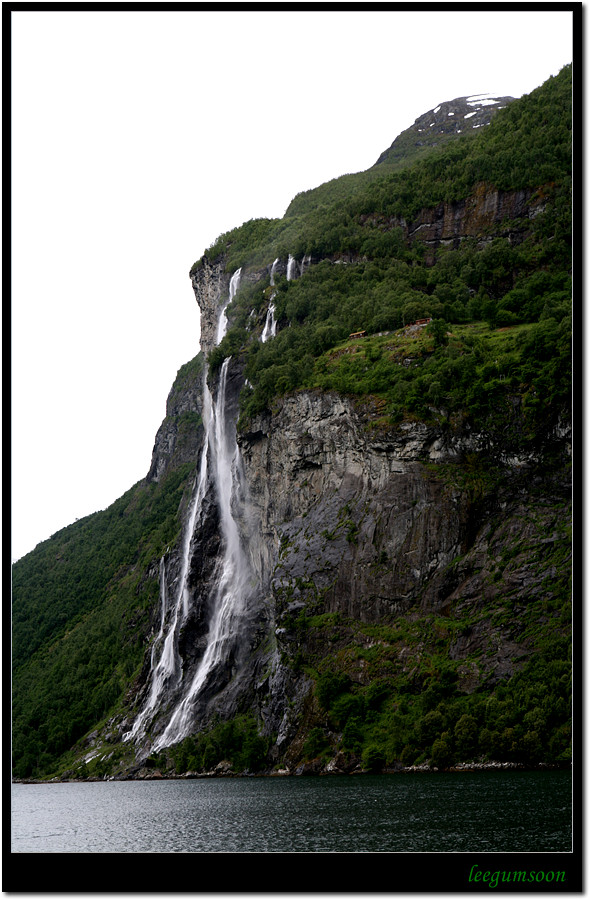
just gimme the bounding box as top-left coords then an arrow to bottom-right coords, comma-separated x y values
170,715 -> 270,774
232,248 -> 570,432
302,585 -> 571,770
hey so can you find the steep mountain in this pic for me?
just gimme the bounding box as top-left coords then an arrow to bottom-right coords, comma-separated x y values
12,66 -> 572,781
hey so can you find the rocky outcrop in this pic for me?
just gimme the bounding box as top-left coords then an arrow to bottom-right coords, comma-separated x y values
190,257 -> 231,355
127,157 -> 570,766
359,181 -> 547,264
374,94 -> 515,166
190,254 -> 307,354
240,393 -> 466,634
146,355 -> 205,484
405,183 -> 546,250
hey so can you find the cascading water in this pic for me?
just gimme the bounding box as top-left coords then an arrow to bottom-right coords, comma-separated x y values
299,255 -> 310,277
287,254 -> 309,282
261,301 -> 277,342
125,268 -> 253,751
261,258 -> 280,342
217,268 -> 242,344
286,254 -> 297,281
124,396 -> 212,743
153,357 -> 251,751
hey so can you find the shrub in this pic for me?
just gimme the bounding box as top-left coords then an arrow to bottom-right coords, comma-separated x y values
342,717 -> 364,754
430,733 -> 454,769
303,727 -> 330,760
315,671 -> 351,711
362,744 -> 386,772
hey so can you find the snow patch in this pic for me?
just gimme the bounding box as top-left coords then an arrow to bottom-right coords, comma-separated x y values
467,98 -> 500,107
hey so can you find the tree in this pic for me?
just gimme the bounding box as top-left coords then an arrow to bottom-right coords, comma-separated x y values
362,744 -> 386,772
454,714 -> 479,760
427,318 -> 450,348
402,299 -> 429,326
430,732 -> 454,769
342,716 -> 364,754
316,671 -> 351,711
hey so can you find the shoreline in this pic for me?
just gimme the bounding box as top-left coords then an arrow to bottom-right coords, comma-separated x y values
12,759 -> 570,785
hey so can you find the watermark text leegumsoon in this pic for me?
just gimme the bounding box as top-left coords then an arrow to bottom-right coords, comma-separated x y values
469,864 -> 566,889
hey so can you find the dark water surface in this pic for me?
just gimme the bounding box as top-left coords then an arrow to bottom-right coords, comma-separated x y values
11,770 -> 571,853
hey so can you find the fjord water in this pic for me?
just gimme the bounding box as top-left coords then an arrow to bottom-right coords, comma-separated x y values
12,770 -> 571,853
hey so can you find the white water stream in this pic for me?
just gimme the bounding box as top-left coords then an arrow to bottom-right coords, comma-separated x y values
126,269 -> 251,750
286,254 -> 297,281
261,258 -> 279,342
261,300 -> 277,342
153,356 -> 251,750
299,254 -> 310,277
217,268 -> 242,344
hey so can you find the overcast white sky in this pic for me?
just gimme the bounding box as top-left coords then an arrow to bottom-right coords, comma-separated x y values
11,8 -> 574,562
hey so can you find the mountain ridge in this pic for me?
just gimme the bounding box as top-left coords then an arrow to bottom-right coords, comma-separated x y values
373,93 -> 515,168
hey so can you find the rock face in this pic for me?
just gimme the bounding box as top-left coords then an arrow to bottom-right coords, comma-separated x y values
133,345 -> 568,761
359,181 -> 547,265
241,392 -> 469,623
238,389 -> 568,723
405,183 -> 545,251
146,354 -> 205,484
190,257 -> 231,355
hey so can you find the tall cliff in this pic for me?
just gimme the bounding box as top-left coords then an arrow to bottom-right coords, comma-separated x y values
161,250 -> 569,774
12,66 -> 572,781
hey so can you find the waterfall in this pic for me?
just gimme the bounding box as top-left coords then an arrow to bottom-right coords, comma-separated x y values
153,357 -> 251,751
286,255 -> 297,281
124,399 -> 212,743
126,269 -> 253,751
261,296 -> 277,343
261,258 -> 280,342
270,258 -> 279,286
216,268 -> 242,345
287,254 -> 309,281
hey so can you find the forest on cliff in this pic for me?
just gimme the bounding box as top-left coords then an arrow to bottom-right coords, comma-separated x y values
12,65 -> 572,780
206,66 -> 571,434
